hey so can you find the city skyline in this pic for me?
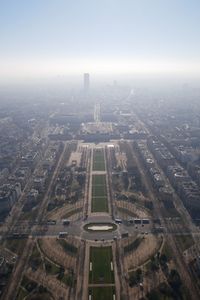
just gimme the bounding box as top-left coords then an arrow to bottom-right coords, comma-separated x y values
1,0 -> 200,80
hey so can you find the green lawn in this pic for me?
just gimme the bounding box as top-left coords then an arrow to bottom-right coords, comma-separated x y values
91,197 -> 108,212
89,287 -> 115,300
92,185 -> 107,197
92,174 -> 106,185
93,161 -> 105,171
89,246 -> 114,284
93,149 -> 105,171
91,175 -> 108,212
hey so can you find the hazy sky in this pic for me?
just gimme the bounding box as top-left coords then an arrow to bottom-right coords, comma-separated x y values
1,0 -> 200,80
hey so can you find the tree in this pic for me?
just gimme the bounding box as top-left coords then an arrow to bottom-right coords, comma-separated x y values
129,268 -> 142,287
159,282 -> 173,297
150,256 -> 159,272
169,269 -> 182,292
147,290 -> 160,300
159,254 -> 168,267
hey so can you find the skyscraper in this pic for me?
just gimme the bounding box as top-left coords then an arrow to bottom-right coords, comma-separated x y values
83,73 -> 90,94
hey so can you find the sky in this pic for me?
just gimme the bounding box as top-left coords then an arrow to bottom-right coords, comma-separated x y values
0,0 -> 200,81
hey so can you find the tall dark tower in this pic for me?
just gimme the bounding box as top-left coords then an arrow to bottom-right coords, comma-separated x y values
83,73 -> 90,94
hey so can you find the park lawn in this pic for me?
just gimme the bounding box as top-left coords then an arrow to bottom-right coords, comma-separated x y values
92,174 -> 106,185
93,161 -> 105,171
89,287 -> 115,300
93,149 -> 105,171
92,185 -> 107,198
92,175 -> 108,212
91,196 -> 108,212
89,246 -> 114,284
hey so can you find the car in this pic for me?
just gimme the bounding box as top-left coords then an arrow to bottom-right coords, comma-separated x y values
62,219 -> 70,226
47,220 -> 56,225
59,232 -> 68,238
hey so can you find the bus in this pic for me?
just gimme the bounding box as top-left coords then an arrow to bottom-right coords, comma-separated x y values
142,219 -> 150,225
115,218 -> 122,224
134,219 -> 142,224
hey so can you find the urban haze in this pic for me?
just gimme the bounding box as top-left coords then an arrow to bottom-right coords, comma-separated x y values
1,1 -> 200,300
